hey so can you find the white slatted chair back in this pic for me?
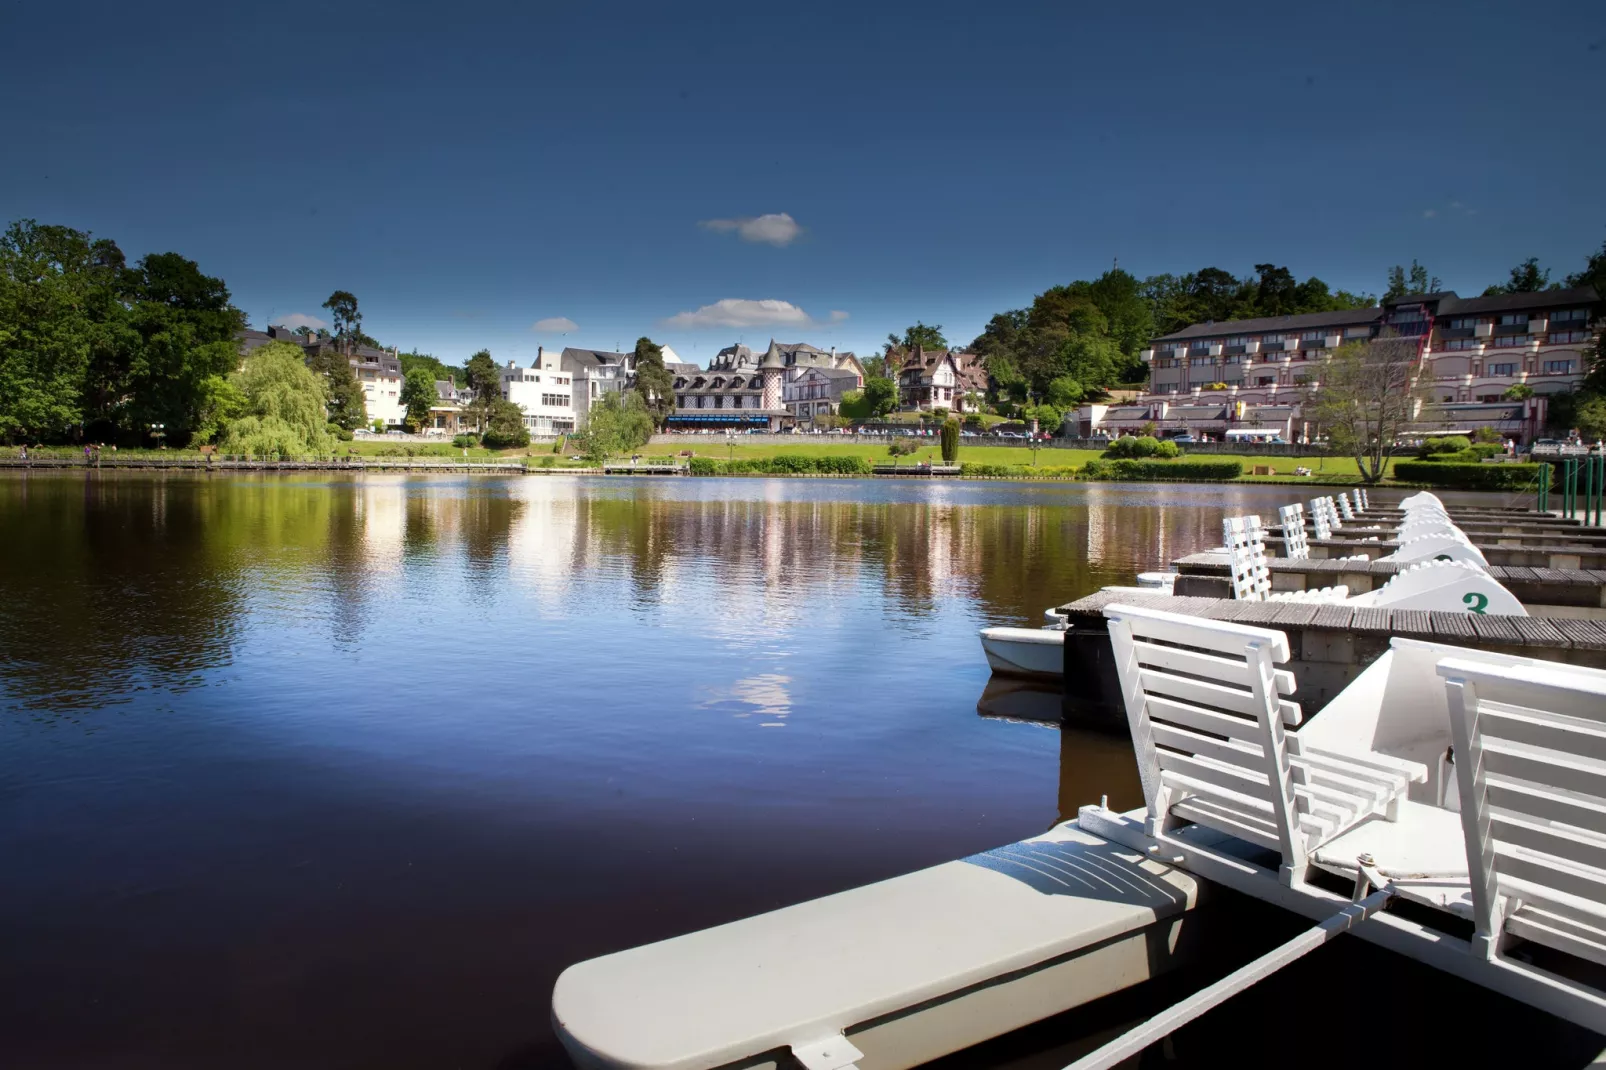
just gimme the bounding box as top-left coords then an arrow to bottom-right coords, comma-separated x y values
1309,498 -> 1335,541
1439,659 -> 1606,965
1346,490 -> 1364,517
1279,504 -> 1310,561
1223,515 -> 1272,601
1350,560 -> 1523,616
1336,494 -> 1356,521
1105,602 -> 1421,886
1356,488 -> 1370,511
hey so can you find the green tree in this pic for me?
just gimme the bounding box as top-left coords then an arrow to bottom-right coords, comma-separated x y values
322,290 -> 361,351
481,398 -> 531,449
1566,239 -> 1606,394
1577,395 -> 1606,439
1306,338 -> 1425,484
1384,260 -> 1441,301
1046,376 -> 1084,408
861,376 -> 898,416
574,391 -> 653,463
220,341 -> 334,459
1484,257 -> 1555,296
305,344 -> 367,431
887,322 -> 947,351
401,366 -> 436,431
398,349 -> 462,387
463,349 -> 501,420
1502,383 -> 1534,400
939,417 -> 960,464
631,336 -> 674,424
0,220 -> 127,443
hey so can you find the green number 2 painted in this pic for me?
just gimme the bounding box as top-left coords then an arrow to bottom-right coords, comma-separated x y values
1463,591 -> 1490,614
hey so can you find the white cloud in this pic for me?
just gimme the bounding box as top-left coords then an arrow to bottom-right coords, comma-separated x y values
277,312 -> 329,331
828,310 -> 849,322
532,316 -> 579,333
1422,209 -> 1437,218
698,212 -> 803,247
664,298 -> 815,330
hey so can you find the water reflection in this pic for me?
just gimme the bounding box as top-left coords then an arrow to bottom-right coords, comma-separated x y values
0,472 -> 1474,1069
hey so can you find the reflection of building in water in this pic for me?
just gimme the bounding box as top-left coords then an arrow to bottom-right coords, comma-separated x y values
505,480 -> 581,610
359,482 -> 406,573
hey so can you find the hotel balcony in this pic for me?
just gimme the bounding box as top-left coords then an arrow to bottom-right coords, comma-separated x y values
1492,322 -> 1528,337
1474,322 -> 1494,338
1529,318 -> 1549,334
1139,349 -> 1155,362
1438,327 -> 1475,340
1187,342 -> 1224,359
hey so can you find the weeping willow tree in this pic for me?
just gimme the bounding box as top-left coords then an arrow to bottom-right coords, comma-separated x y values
220,341 -> 336,459
1305,337 -> 1426,484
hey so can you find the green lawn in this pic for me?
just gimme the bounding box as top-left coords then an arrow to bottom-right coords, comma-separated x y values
640,440 -> 1398,481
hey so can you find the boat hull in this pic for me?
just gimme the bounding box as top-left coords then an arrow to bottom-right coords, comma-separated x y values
980,626 -> 1064,680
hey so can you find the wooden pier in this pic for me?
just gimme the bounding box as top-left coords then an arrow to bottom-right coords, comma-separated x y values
0,457 -> 532,473
1057,587 -> 1606,723
872,463 -> 962,476
1171,553 -> 1606,613
600,462 -> 687,475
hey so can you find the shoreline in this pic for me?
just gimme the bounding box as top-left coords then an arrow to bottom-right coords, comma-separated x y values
0,458 -> 1513,491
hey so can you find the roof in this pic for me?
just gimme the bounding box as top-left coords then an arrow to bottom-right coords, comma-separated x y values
560,347 -> 631,369
1153,307 -> 1383,343
800,365 -> 861,380
1438,286 -> 1598,316
434,380 -> 457,401
757,340 -> 787,370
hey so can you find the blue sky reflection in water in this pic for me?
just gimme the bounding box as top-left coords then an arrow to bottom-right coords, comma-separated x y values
0,473 -> 1529,1068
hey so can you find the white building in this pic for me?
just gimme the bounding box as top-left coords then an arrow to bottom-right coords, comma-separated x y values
350,347 -> 406,428
500,348 -> 576,435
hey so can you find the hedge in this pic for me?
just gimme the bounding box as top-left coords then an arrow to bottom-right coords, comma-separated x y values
1391,462 -> 1545,490
1081,458 -> 1244,481
686,454 -> 873,476
958,463 -> 1079,478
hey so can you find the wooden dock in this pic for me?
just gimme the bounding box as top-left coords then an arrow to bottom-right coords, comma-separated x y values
872,463 -> 961,476
600,462 -> 687,475
1057,587 -> 1606,722
0,457 -> 531,473
1171,553 -> 1606,613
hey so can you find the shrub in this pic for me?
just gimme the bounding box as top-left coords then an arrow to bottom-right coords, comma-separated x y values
1104,435 -> 1164,459
1472,427 -> 1501,444
1082,459 -> 1243,482
888,439 -> 920,457
539,455 -> 557,468
940,418 -> 960,464
1392,462 -> 1544,490
814,454 -> 872,475
1420,435 -> 1472,457
688,457 -> 720,475
372,419 -> 386,434
327,423 -> 354,441
452,433 -> 480,448
1154,439 -> 1182,459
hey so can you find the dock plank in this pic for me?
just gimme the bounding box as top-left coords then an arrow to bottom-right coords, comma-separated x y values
1552,619 -> 1606,651
1310,604 -> 1353,629
1469,614 -> 1526,644
1391,609 -> 1436,639
1430,612 -> 1479,643
1511,617 -> 1571,647
1269,603 -> 1320,626
1351,607 -> 1391,632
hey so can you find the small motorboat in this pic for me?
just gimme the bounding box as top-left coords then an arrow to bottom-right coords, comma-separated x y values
979,624 -> 1064,680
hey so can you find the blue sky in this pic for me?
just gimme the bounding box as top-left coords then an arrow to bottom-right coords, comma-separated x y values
3,0 -> 1603,366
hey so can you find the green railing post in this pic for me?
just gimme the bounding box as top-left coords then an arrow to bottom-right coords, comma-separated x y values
1538,461 -> 1550,512
1565,458 -> 1577,519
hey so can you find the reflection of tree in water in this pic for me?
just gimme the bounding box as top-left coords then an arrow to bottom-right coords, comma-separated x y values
0,475 -> 246,716
457,486 -> 524,598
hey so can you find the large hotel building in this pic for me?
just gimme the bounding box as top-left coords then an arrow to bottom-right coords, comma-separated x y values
1078,286 -> 1598,443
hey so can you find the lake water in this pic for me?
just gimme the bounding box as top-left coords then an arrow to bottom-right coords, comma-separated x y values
0,473 -> 1586,1069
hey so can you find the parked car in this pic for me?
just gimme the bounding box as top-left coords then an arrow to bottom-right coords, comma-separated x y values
1172,434 -> 1198,444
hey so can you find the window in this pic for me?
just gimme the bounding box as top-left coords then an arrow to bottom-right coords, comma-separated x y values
1301,330 -> 1325,340
1551,330 -> 1591,344
1261,334 -> 1283,343
714,395 -> 724,408
1156,358 -> 1178,369
1446,317 -> 1478,329
1492,335 -> 1532,348
1442,338 -> 1479,350
1222,335 -> 1249,345
1489,363 -> 1518,377
1190,357 -> 1215,366
1553,308 -> 1588,324
1544,360 -> 1575,375
732,396 -> 742,408
1498,313 -> 1528,326
1154,383 -> 1179,394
